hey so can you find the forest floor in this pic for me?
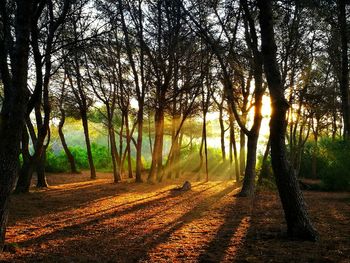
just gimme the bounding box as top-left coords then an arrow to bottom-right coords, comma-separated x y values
0,172 -> 349,263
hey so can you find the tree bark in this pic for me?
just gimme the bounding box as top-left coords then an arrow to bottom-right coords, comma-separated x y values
148,105 -> 165,182
218,104 -> 226,161
135,106 -> 144,183
15,126 -> 34,193
125,112 -> 133,179
58,109 -> 78,173
239,133 -> 258,196
109,125 -> 121,183
338,0 -> 350,140
0,0 -> 33,250
36,150 -> 48,188
236,0 -> 265,196
258,0 -> 318,240
81,110 -> 96,179
258,137 -> 271,184
311,132 -> 318,179
239,129 -> 246,177
229,111 -> 240,182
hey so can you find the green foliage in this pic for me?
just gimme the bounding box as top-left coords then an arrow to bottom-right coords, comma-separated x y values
257,177 -> 277,191
45,143 -> 136,173
67,146 -> 86,169
300,138 -> 350,191
256,154 -> 276,191
45,148 -> 70,173
256,154 -> 273,179
91,143 -> 113,170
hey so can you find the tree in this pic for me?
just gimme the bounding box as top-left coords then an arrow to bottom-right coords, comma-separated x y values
0,0 -> 34,251
65,3 -> 97,179
56,73 -> 79,174
15,0 -> 72,193
337,0 -> 350,139
85,41 -> 122,183
257,0 -> 318,240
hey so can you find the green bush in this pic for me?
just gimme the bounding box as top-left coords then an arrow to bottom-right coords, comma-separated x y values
45,148 -> 69,173
91,143 -> 112,170
69,146 -> 89,169
46,144 -> 121,173
300,138 -> 350,191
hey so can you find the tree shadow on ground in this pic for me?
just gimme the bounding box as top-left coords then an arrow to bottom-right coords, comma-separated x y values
9,178 -> 211,224
13,182 -> 226,247
9,182 -> 240,262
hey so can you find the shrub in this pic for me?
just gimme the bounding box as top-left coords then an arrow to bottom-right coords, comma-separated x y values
300,138 -> 350,191
45,148 -> 69,173
91,143 -> 113,171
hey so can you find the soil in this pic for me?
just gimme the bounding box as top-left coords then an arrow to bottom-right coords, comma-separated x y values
0,172 -> 349,262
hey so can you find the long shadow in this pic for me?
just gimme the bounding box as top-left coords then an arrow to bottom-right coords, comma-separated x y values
135,183 -> 240,262
40,181 -> 225,229
9,183 -> 127,223
9,180 -> 204,224
14,182 -> 225,248
9,183 -> 240,263
197,199 -> 251,262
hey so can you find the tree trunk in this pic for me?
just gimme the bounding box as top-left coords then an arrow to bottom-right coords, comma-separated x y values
135,106 -> 144,183
15,127 -> 34,193
238,133 -> 259,196
229,111 -> 240,182
110,125 -> 121,183
156,109 -> 165,182
203,113 -> 209,182
0,0 -> 33,250
238,73 -> 264,196
125,112 -> 133,179
148,106 -> 164,182
81,110 -> 96,179
36,150 -> 48,188
167,115 -> 178,180
219,106 -> 226,161
311,133 -> 318,179
258,137 -> 271,184
194,134 -> 205,181
119,113 -> 125,176
175,132 -> 182,178
338,0 -> 350,140
239,130 -> 246,177
258,0 -> 318,240
58,109 -> 78,173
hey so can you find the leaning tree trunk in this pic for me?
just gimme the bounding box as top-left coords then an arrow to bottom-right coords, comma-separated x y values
0,0 -> 33,250
258,0 -> 318,240
81,110 -> 96,179
58,109 -> 78,173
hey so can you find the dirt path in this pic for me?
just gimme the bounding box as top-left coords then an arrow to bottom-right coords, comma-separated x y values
0,173 -> 349,262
